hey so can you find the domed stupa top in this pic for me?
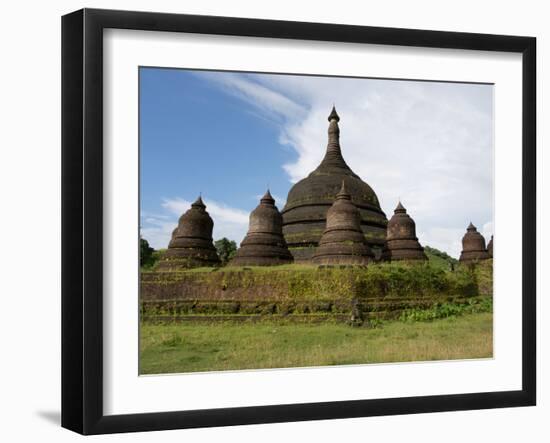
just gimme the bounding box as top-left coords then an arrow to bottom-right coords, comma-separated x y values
282,107 -> 387,262
157,195 -> 220,270
487,235 -> 493,257
312,180 -> 374,265
229,190 -> 293,266
383,201 -> 427,261
459,222 -> 490,263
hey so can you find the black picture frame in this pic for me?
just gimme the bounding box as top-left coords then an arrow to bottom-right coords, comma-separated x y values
61,8 -> 536,435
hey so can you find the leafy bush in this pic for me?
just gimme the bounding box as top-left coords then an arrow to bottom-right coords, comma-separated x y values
399,297 -> 492,322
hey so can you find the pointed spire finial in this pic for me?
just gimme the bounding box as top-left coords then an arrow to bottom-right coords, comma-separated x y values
192,194 -> 205,208
395,201 -> 406,213
261,188 -> 275,204
336,179 -> 351,200
328,105 -> 340,122
313,105 -> 356,175
326,106 -> 341,155
467,222 -> 476,231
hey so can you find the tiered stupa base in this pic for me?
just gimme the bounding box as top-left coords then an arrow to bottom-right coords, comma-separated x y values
383,239 -> 427,261
156,244 -> 220,271
459,250 -> 490,263
312,231 -> 373,265
229,234 -> 293,266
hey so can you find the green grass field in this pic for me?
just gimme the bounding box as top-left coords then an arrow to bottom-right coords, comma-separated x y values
140,312 -> 492,374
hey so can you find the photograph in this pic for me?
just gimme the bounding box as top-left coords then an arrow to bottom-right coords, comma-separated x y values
0,0 -> 543,440
138,67 -> 495,375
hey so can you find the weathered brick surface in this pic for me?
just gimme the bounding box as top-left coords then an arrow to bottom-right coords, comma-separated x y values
140,262 -> 492,323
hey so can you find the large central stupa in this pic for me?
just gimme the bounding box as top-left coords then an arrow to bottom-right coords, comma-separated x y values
282,107 -> 388,262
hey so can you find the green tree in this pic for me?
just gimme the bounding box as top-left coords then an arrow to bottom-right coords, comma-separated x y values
140,237 -> 155,267
215,237 -> 237,265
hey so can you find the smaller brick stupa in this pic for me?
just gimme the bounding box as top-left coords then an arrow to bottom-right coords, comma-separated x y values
459,222 -> 491,263
487,235 -> 493,258
383,201 -> 427,261
157,195 -> 220,270
312,180 -> 374,265
229,190 -> 293,266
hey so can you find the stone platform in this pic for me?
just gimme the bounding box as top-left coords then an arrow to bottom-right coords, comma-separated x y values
140,262 -> 492,324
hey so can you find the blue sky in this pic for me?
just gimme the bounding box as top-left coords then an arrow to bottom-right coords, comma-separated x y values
140,68 -> 293,214
140,68 -> 493,258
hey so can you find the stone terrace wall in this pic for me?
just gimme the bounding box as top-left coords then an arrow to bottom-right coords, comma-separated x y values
140,261 -> 492,324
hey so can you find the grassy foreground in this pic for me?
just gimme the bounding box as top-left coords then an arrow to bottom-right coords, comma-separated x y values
140,313 -> 492,374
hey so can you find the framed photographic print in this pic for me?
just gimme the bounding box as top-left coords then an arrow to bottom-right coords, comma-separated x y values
61,8 -> 536,435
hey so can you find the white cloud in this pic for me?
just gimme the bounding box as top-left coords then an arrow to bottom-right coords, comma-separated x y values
199,73 -> 494,258
196,72 -> 306,122
140,213 -> 177,251
162,198 -> 249,225
417,227 -> 465,260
